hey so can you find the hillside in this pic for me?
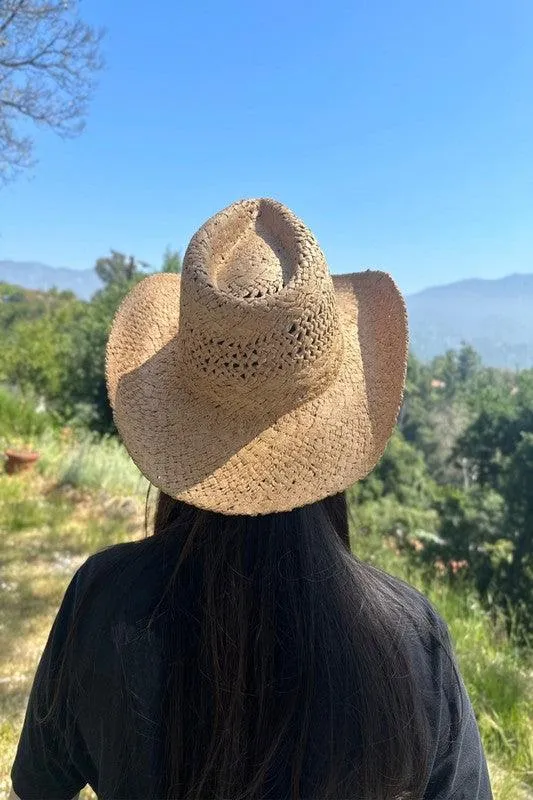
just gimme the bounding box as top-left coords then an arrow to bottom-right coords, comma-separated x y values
0,261 -> 101,300
2,261 -> 533,368
407,273 -> 533,368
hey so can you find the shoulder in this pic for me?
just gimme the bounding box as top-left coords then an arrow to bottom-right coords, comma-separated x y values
73,537 -> 162,597
64,538 -> 167,639
383,577 -> 477,773
62,538 -> 169,672
80,538 -> 150,577
367,564 -> 452,647
370,568 -> 460,710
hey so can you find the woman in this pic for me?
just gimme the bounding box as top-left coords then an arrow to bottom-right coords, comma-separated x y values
10,199 -> 492,799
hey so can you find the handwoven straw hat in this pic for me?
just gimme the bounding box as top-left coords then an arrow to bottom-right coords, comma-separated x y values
106,198 -> 407,515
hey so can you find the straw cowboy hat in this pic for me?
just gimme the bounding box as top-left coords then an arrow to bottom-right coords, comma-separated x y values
105,198 -> 407,515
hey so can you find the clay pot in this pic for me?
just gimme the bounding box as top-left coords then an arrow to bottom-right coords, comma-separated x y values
4,450 -> 40,475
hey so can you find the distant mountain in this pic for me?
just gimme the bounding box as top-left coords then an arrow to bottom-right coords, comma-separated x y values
407,273 -> 533,369
1,261 -> 532,369
0,261 -> 101,300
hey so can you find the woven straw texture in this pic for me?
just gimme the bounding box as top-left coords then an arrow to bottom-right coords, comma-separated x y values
106,198 -> 408,515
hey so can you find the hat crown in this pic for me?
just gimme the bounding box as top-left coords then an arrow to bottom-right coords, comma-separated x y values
179,199 -> 344,414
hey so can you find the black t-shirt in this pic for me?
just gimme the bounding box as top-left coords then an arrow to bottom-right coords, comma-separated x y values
11,539 -> 493,800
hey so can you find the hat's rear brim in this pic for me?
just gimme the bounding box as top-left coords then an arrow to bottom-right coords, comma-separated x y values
106,271 -> 407,515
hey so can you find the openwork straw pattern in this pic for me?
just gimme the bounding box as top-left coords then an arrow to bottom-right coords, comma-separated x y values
106,198 -> 408,515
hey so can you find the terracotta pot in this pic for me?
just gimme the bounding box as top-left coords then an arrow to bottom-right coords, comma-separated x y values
4,450 -> 40,475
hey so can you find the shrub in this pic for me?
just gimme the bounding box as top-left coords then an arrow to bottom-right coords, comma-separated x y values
0,386 -> 55,447
36,429 -> 148,497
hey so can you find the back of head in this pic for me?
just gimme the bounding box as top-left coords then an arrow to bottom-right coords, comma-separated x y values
151,491 -> 434,800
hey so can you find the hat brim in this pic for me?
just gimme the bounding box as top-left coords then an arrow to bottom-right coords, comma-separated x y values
106,271 -> 407,515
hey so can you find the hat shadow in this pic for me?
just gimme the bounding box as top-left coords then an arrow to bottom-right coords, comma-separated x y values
114,333 -> 302,493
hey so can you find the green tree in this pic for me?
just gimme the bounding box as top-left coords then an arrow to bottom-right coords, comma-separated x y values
161,247 -> 182,273
352,431 -> 439,554
398,354 -> 432,447
0,278 -> 137,430
431,349 -> 460,400
448,389 -> 533,634
400,351 -> 473,484
500,433 -> 533,633
427,485 -> 506,599
95,250 -> 149,287
359,430 -> 435,508
0,297 -> 82,400
457,343 -> 482,384
463,364 -> 517,419
456,404 -> 533,491
63,280 -> 141,430
0,283 -> 75,331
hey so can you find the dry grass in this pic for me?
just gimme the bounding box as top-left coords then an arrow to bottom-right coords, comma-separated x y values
0,470 -> 145,800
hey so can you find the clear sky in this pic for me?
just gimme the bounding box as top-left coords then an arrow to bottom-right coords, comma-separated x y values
1,0 -> 532,294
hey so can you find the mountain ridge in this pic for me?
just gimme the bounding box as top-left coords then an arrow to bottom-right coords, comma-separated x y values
0,261 -> 102,300
411,272 -> 533,298
1,261 -> 532,369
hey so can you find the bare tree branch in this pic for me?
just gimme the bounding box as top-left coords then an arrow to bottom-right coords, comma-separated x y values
0,0 -> 24,37
0,0 -> 104,184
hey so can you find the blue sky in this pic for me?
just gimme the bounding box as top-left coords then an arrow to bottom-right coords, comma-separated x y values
1,0 -> 532,294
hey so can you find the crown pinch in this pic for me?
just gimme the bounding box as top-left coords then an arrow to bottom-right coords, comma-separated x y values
179,199 -> 345,416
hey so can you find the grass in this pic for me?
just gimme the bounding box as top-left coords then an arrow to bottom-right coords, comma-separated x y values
351,516 -> 533,799
430,589 -> 533,798
0,430 -> 532,799
0,386 -> 55,451
36,428 -> 149,498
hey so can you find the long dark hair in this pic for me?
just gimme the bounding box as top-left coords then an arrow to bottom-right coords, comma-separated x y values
40,489 -> 447,799
150,490 -> 435,799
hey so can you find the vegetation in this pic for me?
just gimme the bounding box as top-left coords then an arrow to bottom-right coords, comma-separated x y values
392,349 -> 533,640
0,386 -> 55,443
161,246 -> 183,273
95,250 -> 150,286
0,269 -> 532,797
0,248 -> 181,430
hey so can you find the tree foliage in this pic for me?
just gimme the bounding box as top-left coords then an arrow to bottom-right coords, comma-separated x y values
0,288 -> 82,398
497,433 -> 533,631
402,348 -> 533,637
63,279 -> 142,430
357,430 -> 436,509
161,247 -> 182,273
95,250 -> 149,287
0,0 -> 104,183
0,246 -> 181,430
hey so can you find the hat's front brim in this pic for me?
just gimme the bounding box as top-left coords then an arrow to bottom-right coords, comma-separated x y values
106,271 -> 407,515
